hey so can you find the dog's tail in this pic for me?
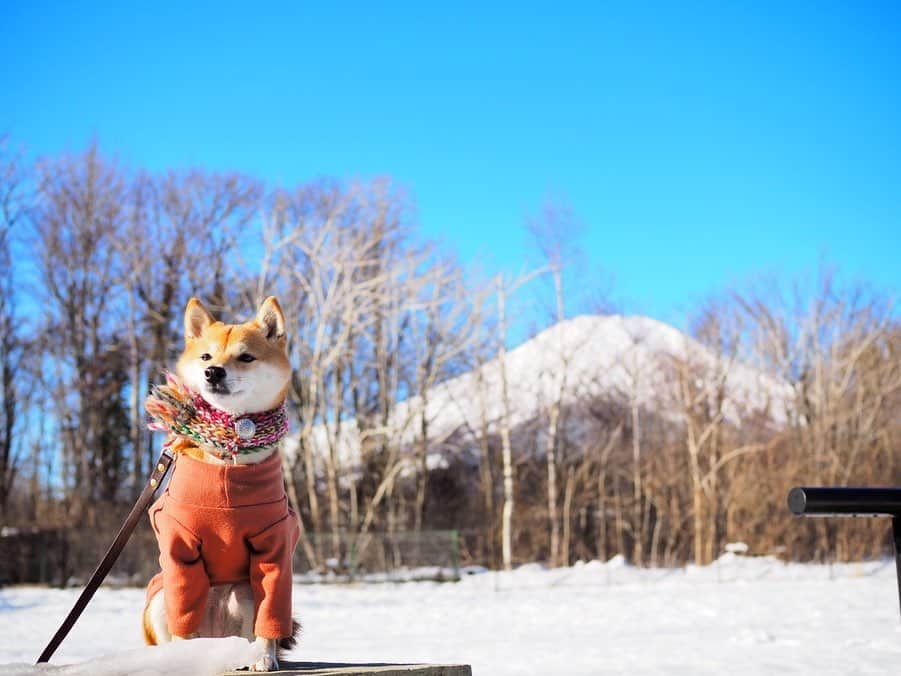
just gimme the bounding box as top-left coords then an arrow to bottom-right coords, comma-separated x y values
278,619 -> 302,653
142,601 -> 158,646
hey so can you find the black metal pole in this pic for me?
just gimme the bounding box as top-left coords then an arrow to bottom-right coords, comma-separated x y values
788,486 -> 901,517
893,517 -> 901,620
788,486 -> 901,624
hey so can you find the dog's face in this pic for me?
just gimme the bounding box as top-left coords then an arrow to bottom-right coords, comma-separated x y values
176,297 -> 291,415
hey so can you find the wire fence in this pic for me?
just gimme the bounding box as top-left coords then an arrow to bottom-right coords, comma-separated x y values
0,525 -> 463,586
5,523 -> 891,590
294,530 -> 461,583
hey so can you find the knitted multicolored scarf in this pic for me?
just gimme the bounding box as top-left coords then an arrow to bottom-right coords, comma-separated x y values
145,373 -> 288,461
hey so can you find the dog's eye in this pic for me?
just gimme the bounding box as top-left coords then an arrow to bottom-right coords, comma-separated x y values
200,353 -> 212,361
237,353 -> 256,363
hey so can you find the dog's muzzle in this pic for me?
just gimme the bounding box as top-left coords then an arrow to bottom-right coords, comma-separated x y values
205,366 -> 226,384
204,366 -> 230,393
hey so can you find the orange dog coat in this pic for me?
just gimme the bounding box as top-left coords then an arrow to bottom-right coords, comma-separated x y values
146,450 -> 300,638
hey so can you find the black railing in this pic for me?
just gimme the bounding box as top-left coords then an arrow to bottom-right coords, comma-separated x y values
788,486 -> 901,619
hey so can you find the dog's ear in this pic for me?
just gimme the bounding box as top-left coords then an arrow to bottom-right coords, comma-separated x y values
184,298 -> 215,340
256,296 -> 286,341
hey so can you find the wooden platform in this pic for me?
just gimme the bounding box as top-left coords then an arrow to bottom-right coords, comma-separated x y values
223,662 -> 472,676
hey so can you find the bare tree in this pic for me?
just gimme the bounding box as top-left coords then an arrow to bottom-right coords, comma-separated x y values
736,271 -> 901,560
0,136 -> 29,519
526,200 -> 577,567
111,168 -> 261,486
264,179 -> 451,567
31,144 -> 130,510
407,261 -> 485,532
611,322 -> 659,565
493,267 -> 548,569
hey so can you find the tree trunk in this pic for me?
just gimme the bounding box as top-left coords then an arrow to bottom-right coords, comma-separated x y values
546,402 -> 561,566
497,276 -> 515,571
561,465 -> 575,567
631,396 -> 643,565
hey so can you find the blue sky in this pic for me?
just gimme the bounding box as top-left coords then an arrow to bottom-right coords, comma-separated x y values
2,1 -> 899,326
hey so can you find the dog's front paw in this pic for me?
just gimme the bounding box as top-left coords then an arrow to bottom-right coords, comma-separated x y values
248,655 -> 278,672
248,637 -> 279,672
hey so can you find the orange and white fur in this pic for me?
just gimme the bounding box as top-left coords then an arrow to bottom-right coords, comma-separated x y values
143,297 -> 294,672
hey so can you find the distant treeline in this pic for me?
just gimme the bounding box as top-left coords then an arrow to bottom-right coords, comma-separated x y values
0,136 -> 898,582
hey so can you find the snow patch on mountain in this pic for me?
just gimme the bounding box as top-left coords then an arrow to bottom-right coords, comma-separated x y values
286,315 -> 791,472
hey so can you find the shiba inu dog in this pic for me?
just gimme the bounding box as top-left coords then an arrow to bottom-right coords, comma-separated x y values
142,297 -> 299,672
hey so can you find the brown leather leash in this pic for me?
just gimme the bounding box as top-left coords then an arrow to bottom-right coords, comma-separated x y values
36,449 -> 175,664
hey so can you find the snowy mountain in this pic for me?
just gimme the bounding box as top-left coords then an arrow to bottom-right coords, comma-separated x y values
285,315 -> 791,471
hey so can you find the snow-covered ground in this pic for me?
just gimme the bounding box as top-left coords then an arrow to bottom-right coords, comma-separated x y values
3,555 -> 901,675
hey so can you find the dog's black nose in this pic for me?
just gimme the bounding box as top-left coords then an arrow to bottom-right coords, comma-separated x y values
204,366 -> 226,384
